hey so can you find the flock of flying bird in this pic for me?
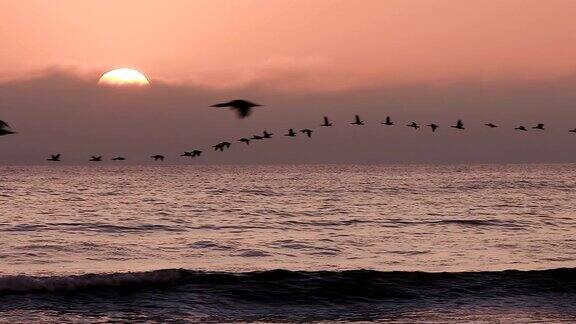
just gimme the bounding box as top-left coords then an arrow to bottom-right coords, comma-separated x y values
2,99 -> 576,162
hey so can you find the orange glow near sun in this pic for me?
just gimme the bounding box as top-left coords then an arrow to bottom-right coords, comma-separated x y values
98,68 -> 150,86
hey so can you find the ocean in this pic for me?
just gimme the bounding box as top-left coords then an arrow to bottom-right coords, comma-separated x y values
0,164 -> 575,322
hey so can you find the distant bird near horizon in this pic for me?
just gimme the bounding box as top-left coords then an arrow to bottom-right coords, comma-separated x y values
301,129 -> 313,138
321,116 -> 333,127
252,135 -> 264,140
451,120 -> 465,130
47,154 -> 61,162
263,131 -> 273,138
181,152 -> 194,157
0,120 -> 16,136
151,155 -> 165,161
533,123 -> 545,130
239,138 -> 251,145
211,99 -> 261,118
382,116 -> 394,126
89,156 -> 102,162
191,150 -> 202,157
407,122 -> 419,130
427,123 -> 439,132
570,128 -> 576,133
351,115 -> 364,125
515,126 -> 527,131
485,123 -> 498,128
111,157 -> 126,161
213,142 -> 231,151
285,129 -> 297,137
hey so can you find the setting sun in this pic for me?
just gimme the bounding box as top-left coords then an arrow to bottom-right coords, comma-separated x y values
98,68 -> 150,86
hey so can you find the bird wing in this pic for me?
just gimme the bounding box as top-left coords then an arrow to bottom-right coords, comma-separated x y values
211,102 -> 231,107
386,117 -> 391,123
457,120 -> 463,127
0,120 -> 9,128
355,115 -> 360,123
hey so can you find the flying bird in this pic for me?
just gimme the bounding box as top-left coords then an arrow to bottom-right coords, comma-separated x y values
191,150 -> 202,157
382,116 -> 394,126
211,99 -> 261,118
532,123 -> 545,130
300,129 -> 313,138
351,115 -> 364,125
213,142 -> 231,151
111,157 -> 126,161
285,129 -> 297,137
181,152 -> 194,157
0,120 -> 16,136
451,120 -> 465,130
427,123 -> 439,132
252,135 -> 264,140
89,156 -> 102,162
570,128 -> 576,133
321,116 -> 333,127
239,138 -> 251,145
47,154 -> 61,162
151,155 -> 165,161
407,122 -> 420,130
485,123 -> 498,128
515,126 -> 527,131
263,131 -> 273,138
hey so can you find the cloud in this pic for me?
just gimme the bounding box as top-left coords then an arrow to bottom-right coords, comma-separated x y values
1,67 -> 576,164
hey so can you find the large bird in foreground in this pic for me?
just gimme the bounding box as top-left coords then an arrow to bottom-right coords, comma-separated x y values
211,99 -> 261,118
0,120 -> 16,136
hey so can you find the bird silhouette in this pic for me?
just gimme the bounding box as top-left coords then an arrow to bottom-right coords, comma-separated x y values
300,129 -> 313,138
382,116 -> 394,126
427,123 -> 439,132
351,115 -> 364,125
211,99 -> 261,118
191,150 -> 202,157
570,128 -> 576,133
263,131 -> 273,138
285,129 -> 297,137
515,126 -> 527,131
321,116 -> 333,127
111,157 -> 126,161
0,120 -> 16,136
213,142 -> 231,151
47,154 -> 61,162
181,152 -> 193,157
239,138 -> 251,145
151,155 -> 165,161
407,122 -> 420,130
532,123 -> 545,130
485,123 -> 498,128
89,156 -> 102,162
451,120 -> 465,130
252,135 -> 264,140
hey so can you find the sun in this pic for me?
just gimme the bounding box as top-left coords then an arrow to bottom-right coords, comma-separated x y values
98,68 -> 150,86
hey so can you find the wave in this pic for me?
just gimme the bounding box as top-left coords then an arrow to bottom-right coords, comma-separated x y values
1,267 -> 575,303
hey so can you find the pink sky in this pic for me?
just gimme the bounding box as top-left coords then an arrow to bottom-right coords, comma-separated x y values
2,1 -> 576,164
1,0 -> 576,88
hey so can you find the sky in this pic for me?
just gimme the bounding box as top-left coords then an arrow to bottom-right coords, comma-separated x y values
1,0 -> 576,164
